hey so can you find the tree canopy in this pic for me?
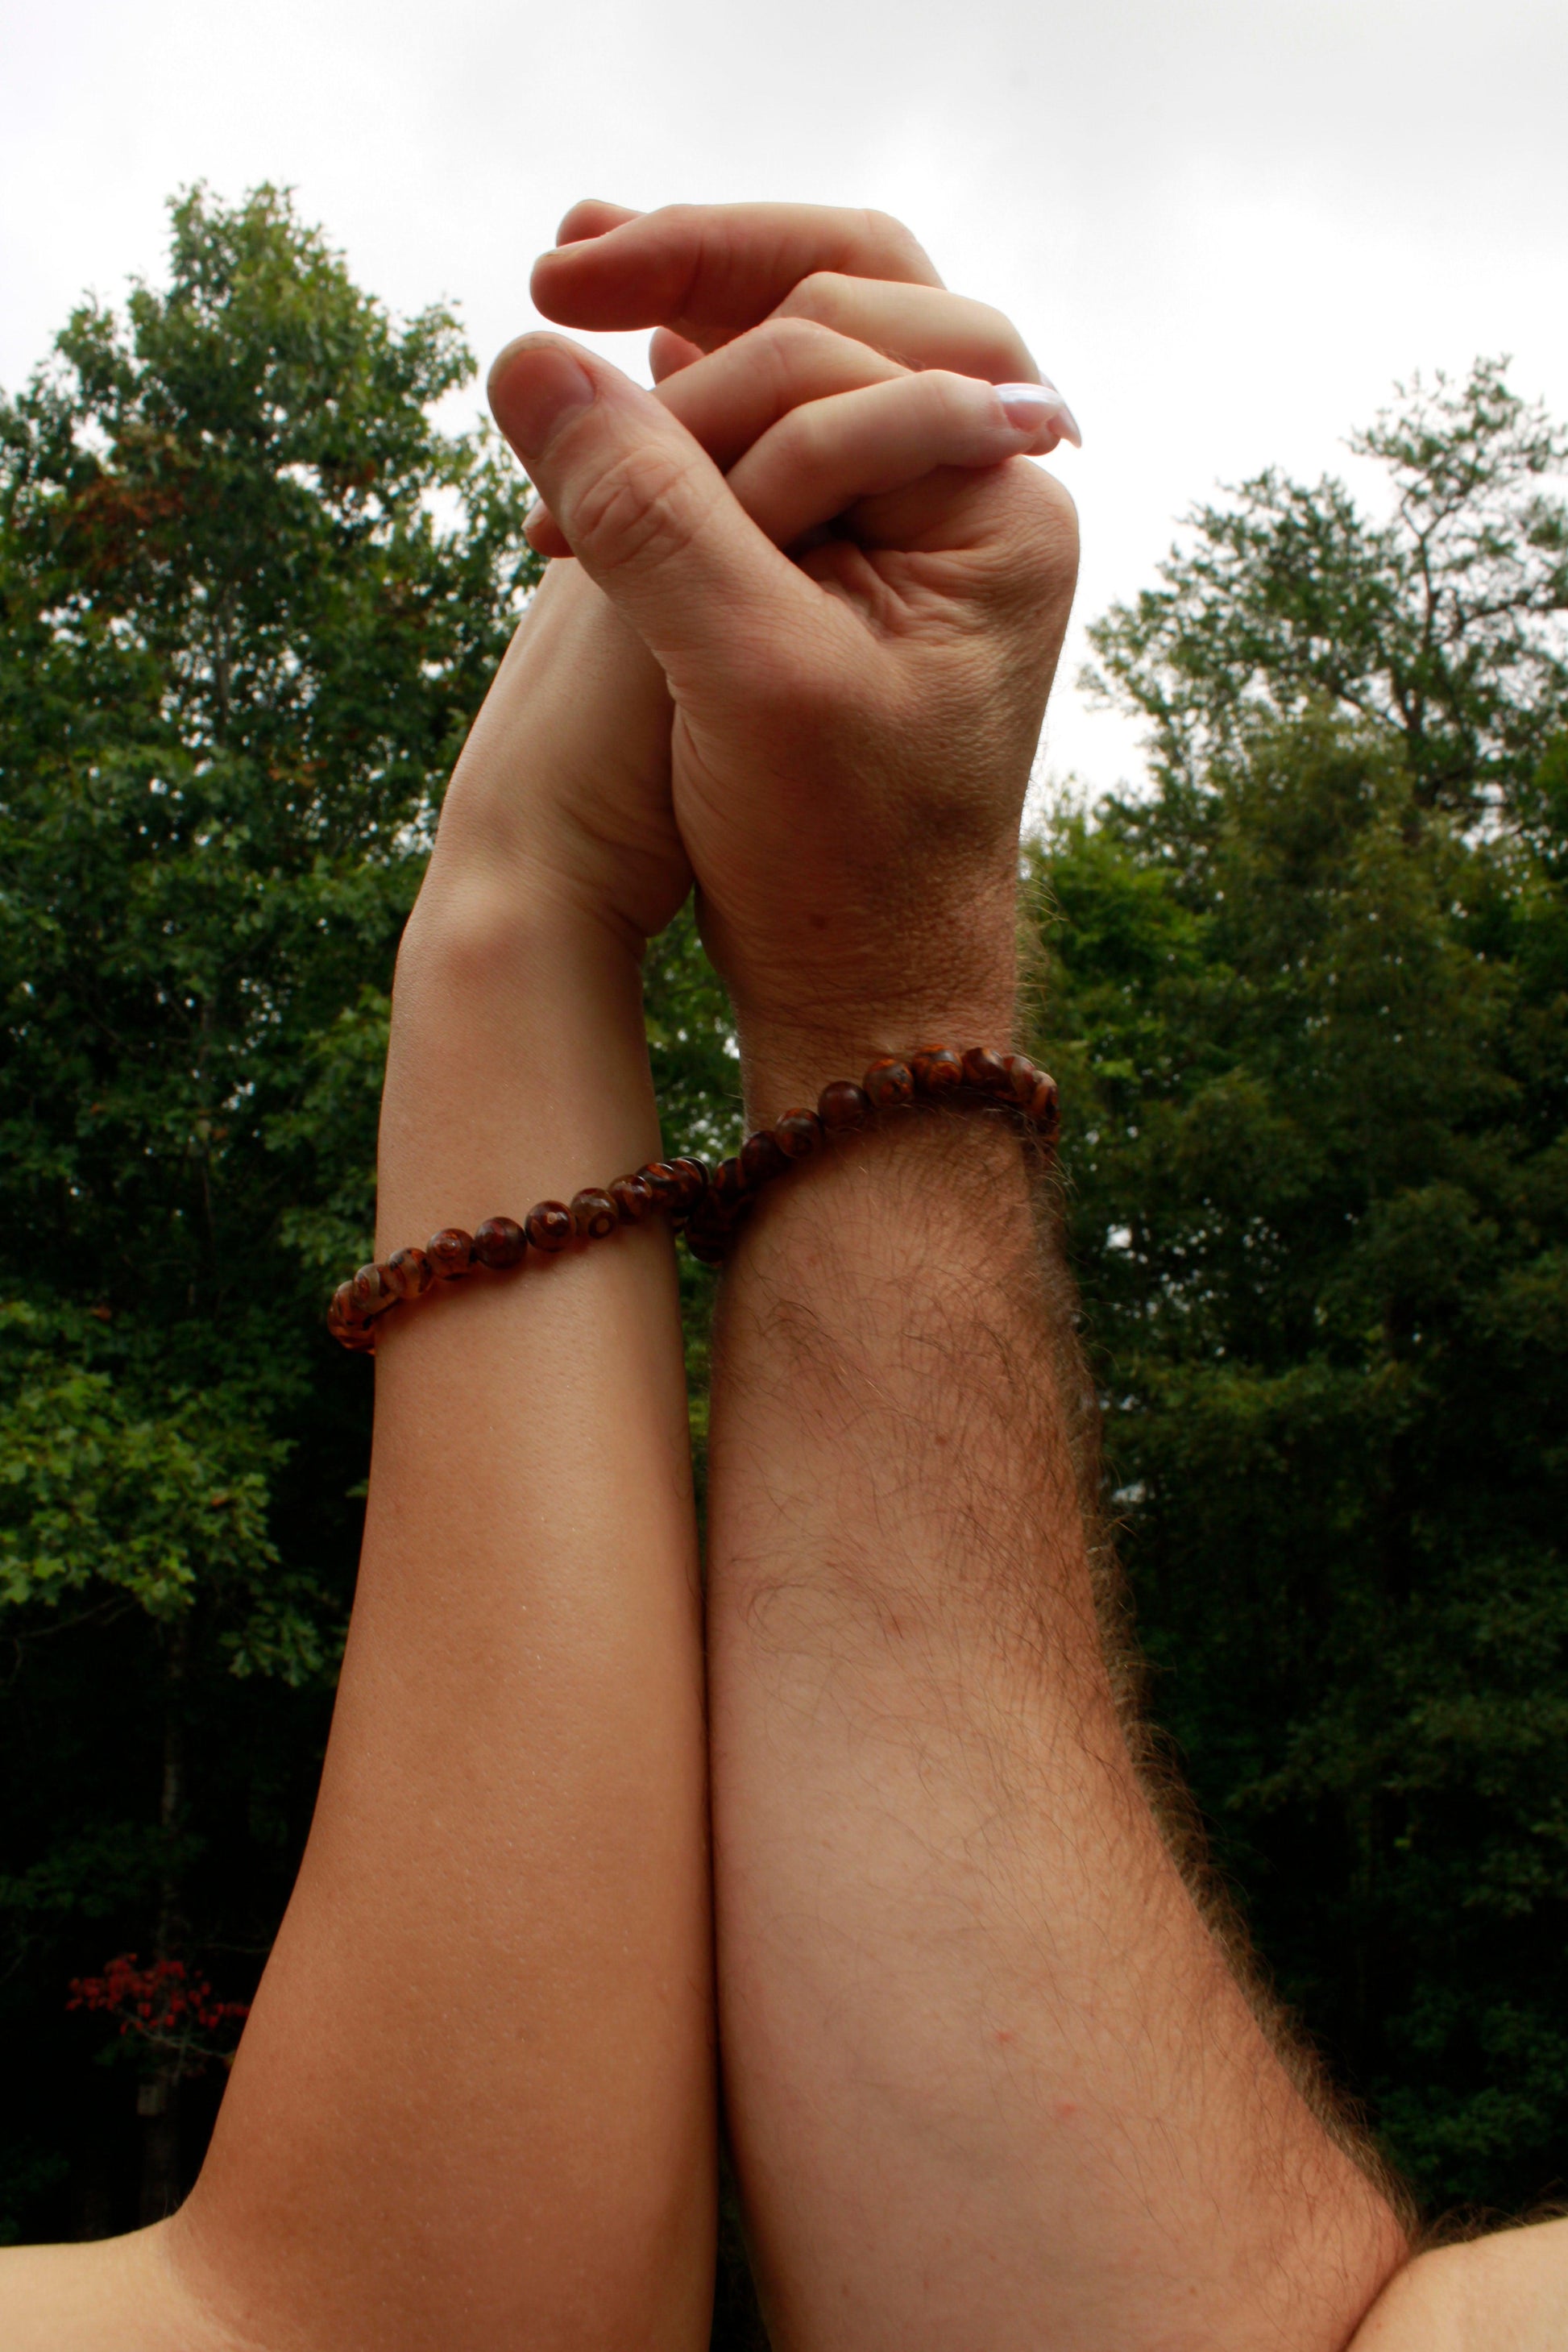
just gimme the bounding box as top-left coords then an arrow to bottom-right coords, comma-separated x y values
1042,368 -> 1568,2206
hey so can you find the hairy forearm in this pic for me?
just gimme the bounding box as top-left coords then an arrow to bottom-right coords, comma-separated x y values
163,875 -> 715,2350
706,1084 -> 1405,2352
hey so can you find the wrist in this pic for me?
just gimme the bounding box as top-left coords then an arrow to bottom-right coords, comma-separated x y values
378,874 -> 660,1261
431,564 -> 688,952
710,882 -> 1020,1121
735,985 -> 1019,1124
399,851 -> 648,1002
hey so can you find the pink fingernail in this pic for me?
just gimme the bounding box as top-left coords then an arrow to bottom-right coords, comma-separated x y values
996,380 -> 1082,449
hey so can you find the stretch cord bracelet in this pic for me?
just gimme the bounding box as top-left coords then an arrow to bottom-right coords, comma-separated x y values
327,1044 -> 1060,1353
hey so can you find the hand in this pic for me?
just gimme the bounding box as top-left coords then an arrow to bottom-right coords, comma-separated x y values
482,205 -> 1079,1059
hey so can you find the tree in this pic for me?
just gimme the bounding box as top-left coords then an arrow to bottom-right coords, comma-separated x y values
1035,367 -> 1568,2207
1085,360 -> 1568,824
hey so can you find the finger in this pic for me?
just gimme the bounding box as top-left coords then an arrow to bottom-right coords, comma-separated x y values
522,302 -> 1076,559
526,275 -> 1076,558
724,374 -> 1075,550
649,326 -> 705,383
774,274 -> 1041,386
489,332 -> 812,679
525,317 -> 908,559
531,201 -> 943,349
555,197 -> 642,245
661,317 -> 905,467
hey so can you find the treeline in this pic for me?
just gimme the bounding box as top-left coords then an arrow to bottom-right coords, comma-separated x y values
1,188 -> 1564,2304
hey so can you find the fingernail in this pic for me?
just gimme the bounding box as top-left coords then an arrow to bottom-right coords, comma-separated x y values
996,380 -> 1082,449
487,336 -> 596,454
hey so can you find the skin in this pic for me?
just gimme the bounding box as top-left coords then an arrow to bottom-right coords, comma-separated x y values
0,197 -> 1561,2350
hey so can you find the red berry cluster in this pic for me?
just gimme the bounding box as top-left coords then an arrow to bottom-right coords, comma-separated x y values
330,1045 -> 1059,1353
68,1953 -> 250,2054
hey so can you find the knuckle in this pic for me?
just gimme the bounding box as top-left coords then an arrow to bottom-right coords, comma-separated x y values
567,442 -> 704,576
776,270 -> 846,324
999,466 -> 1081,602
859,208 -> 930,274
762,314 -> 839,367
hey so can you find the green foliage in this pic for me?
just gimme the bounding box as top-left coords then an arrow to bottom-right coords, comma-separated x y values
1038,367 -> 1568,2206
1085,359 -> 1568,822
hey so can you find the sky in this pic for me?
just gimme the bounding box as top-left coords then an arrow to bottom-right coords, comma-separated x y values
2,0 -> 1565,794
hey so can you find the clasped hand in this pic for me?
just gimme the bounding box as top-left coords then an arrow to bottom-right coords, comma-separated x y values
424,198 -> 1081,1097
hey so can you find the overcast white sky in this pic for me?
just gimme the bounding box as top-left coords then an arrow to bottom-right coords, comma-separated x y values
3,0 -> 1565,792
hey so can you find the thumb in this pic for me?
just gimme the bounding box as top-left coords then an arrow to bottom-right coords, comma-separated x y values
487,333 -> 807,682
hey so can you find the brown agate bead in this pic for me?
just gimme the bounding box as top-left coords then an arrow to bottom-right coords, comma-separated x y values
637,1162 -> 683,1211
333,1280 -> 369,1328
667,1158 -> 710,1212
819,1080 -> 871,1132
740,1130 -> 789,1188
1000,1052 -> 1039,1105
610,1172 -> 654,1223
427,1227 -> 475,1280
525,1200 -> 574,1252
683,1220 -> 732,1267
774,1107 -> 824,1159
711,1156 -> 749,1209
350,1263 -> 388,1314
961,1045 -> 1013,1096
328,1299 -> 375,1351
911,1045 -> 964,1096
863,1056 -> 915,1110
1026,1072 -> 1060,1136
571,1188 -> 620,1242
474,1215 -> 527,1270
384,1246 -> 433,1299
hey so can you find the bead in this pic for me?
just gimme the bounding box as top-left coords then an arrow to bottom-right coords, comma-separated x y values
637,1162 -> 683,1211
328,1300 -> 375,1351
474,1215 -> 527,1270
961,1046 -> 1013,1095
350,1263 -> 388,1314
711,1156 -> 749,1209
684,1224 -> 732,1267
571,1188 -> 620,1242
862,1056 -> 915,1110
610,1172 -> 654,1223
525,1200 -> 574,1252
819,1080 -> 871,1132
774,1108 -> 824,1159
427,1227 -> 475,1280
740,1130 -> 789,1188
1026,1071 -> 1060,1137
1000,1052 -> 1039,1105
911,1045 -> 964,1096
332,1280 -> 369,1328
384,1246 -> 433,1299
667,1158 -> 711,1212
685,1190 -> 748,1262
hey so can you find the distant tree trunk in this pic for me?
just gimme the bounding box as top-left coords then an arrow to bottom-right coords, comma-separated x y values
137,2072 -> 182,2225
139,1620 -> 190,2225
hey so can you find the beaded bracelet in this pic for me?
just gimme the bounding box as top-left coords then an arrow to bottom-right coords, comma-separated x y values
327,1044 -> 1059,1353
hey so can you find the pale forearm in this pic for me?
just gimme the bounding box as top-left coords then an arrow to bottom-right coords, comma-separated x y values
707,1081 -> 1405,2351
168,881 -> 714,2350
